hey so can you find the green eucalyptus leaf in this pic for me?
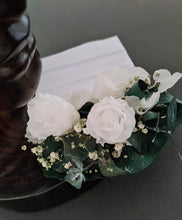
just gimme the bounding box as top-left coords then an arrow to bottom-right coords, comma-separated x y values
65,168 -> 85,189
153,132 -> 169,150
73,159 -> 83,171
84,137 -> 97,152
62,133 -> 87,161
143,111 -> 159,121
62,132 -> 97,162
98,158 -> 125,177
125,80 -> 149,99
167,98 -> 177,131
123,149 -> 159,174
42,136 -> 63,158
52,159 -> 68,173
128,132 -> 143,152
158,93 -> 174,104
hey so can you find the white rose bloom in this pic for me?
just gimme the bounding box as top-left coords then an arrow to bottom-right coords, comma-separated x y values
25,93 -> 80,143
92,66 -> 150,100
86,97 -> 136,146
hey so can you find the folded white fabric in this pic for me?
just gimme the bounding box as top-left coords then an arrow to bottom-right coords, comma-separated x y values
38,36 -> 134,96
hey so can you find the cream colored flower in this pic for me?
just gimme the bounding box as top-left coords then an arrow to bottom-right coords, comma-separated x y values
88,151 -> 98,160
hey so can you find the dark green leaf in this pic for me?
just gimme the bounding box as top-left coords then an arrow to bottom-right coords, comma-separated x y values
124,149 -> 159,174
98,158 -> 125,177
42,136 -> 63,158
114,147 -> 159,175
62,132 -> 89,161
153,132 -> 169,150
125,80 -> 150,99
158,93 -> 174,104
128,132 -> 143,152
65,168 -> 85,189
73,159 -> 83,171
52,159 -> 68,173
143,111 -> 159,121
78,102 -> 94,118
167,98 -> 177,131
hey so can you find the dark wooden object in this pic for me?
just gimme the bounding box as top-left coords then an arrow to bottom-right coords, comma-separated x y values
0,0 -> 43,193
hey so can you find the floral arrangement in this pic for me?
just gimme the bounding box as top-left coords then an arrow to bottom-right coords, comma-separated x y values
23,67 -> 182,189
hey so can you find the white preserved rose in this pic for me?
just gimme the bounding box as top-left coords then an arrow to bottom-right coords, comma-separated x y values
25,93 -> 80,143
86,97 -> 136,146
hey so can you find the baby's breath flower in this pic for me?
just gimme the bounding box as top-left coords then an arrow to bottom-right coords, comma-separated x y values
55,136 -> 61,142
71,142 -> 76,149
125,140 -> 132,146
80,118 -> 87,127
112,149 -> 122,158
154,71 -> 160,78
50,157 -> 56,164
37,158 -> 44,163
50,152 -> 59,160
107,168 -> 113,172
145,78 -> 151,84
74,122 -> 82,133
114,143 -> 124,151
78,143 -> 86,148
42,161 -> 52,171
37,145 -> 43,154
88,151 -> 98,160
133,127 -> 139,133
64,162 -> 72,169
138,121 -> 145,129
21,145 -> 27,151
31,147 -> 37,154
31,146 -> 43,156
142,128 -> 148,134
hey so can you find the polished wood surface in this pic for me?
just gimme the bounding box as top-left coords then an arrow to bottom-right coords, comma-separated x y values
0,0 -> 42,192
